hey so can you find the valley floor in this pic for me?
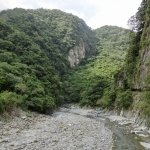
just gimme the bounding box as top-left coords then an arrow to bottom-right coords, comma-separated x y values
0,108 -> 112,150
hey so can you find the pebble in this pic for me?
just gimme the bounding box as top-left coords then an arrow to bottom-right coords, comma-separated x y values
21,116 -> 26,119
9,143 -> 14,146
0,138 -> 9,143
34,139 -> 38,142
130,130 -> 135,134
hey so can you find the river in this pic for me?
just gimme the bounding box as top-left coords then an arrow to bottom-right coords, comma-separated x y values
59,106 -> 150,150
0,106 -> 150,150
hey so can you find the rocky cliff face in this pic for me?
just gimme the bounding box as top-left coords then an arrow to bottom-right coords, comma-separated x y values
139,45 -> 150,89
126,44 -> 150,91
115,44 -> 150,126
68,40 -> 87,67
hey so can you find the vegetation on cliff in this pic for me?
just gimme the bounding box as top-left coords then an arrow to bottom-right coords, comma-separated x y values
114,0 -> 150,117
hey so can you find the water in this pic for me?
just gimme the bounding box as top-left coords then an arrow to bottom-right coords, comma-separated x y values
103,119 -> 145,150
59,107 -> 148,150
88,114 -> 145,150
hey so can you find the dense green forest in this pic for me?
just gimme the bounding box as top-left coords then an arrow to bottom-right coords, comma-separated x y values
0,8 -> 97,113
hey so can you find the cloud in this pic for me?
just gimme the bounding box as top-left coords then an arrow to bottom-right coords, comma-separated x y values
87,0 -> 142,29
37,0 -> 97,22
0,0 -> 142,29
65,9 -> 86,20
0,0 -> 23,10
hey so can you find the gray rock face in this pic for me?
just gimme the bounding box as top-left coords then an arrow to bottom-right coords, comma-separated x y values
115,45 -> 150,124
117,44 -> 150,90
139,44 -> 150,89
68,40 -> 86,67
128,44 -> 150,90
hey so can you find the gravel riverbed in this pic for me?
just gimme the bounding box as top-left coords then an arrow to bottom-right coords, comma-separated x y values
0,108 -> 113,150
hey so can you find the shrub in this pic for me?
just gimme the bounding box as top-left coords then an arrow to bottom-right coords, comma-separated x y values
0,91 -> 20,113
116,90 -> 133,109
96,87 -> 116,109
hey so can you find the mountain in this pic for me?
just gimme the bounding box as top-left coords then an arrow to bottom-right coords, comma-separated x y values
0,7 -> 136,116
0,8 -> 97,113
0,8 -> 98,70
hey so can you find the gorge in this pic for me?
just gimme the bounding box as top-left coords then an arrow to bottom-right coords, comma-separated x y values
0,0 -> 150,149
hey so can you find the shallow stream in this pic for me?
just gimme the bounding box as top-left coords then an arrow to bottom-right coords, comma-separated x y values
58,107 -> 150,150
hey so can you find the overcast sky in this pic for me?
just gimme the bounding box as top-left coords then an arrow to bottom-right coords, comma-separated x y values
0,0 -> 142,29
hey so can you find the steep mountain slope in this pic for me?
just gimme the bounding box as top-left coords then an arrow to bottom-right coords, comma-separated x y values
0,8 -> 97,72
94,26 -> 130,77
63,26 -> 130,106
0,21 -> 62,114
114,0 -> 150,124
0,8 -> 97,113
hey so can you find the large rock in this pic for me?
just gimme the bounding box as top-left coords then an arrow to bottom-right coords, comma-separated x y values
68,39 -> 86,67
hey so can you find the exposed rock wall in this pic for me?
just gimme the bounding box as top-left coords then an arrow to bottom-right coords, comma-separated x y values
68,40 -> 86,67
139,44 -> 150,89
128,44 -> 150,90
115,45 -> 150,126
116,44 -> 150,89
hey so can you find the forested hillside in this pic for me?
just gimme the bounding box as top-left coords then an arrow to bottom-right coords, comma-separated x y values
0,7 -> 138,115
0,8 -> 97,113
63,26 -> 130,107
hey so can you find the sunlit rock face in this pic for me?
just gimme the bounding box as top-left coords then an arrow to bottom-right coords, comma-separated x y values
68,40 -> 86,67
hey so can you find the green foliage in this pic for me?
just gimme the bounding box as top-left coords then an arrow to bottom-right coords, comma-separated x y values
95,25 -> 130,53
116,90 -> 133,109
0,20 -> 63,114
0,8 -> 97,75
137,101 -> 150,117
63,26 -> 129,107
80,76 -> 109,107
0,91 -> 20,113
0,8 -> 97,114
134,92 -> 150,118
1,6 -> 148,115
96,86 -> 116,109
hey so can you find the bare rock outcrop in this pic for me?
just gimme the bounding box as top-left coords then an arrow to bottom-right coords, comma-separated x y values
68,39 -> 87,67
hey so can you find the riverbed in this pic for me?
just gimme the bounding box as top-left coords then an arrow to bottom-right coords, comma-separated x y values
0,108 -> 112,150
59,106 -> 147,150
0,106 -> 150,150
